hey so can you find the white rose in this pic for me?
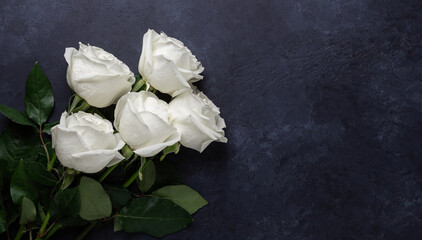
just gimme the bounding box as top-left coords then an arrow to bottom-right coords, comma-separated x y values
114,91 -> 181,157
168,90 -> 227,152
64,42 -> 135,108
138,29 -> 204,97
51,111 -> 125,173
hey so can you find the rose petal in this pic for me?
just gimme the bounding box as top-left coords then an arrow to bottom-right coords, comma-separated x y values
51,125 -> 90,169
133,130 -> 181,157
65,43 -> 135,108
117,99 -> 150,149
52,111 -> 125,174
148,55 -> 191,96
71,150 -> 124,173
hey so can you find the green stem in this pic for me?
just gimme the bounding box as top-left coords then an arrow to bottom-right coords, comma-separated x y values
38,212 -> 50,237
122,157 -> 152,188
39,127 -> 50,165
122,169 -> 138,188
75,222 -> 96,240
14,224 -> 25,240
123,155 -> 139,172
47,153 -> 56,172
142,158 -> 153,171
44,224 -> 61,240
99,162 -> 120,183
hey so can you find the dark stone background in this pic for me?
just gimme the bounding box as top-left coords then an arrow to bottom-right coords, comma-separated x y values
1,0 -> 421,239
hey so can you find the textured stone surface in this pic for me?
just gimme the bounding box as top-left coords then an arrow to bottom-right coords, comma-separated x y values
1,0 -> 421,239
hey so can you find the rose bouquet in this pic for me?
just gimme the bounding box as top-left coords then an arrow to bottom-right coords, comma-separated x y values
0,29 -> 227,239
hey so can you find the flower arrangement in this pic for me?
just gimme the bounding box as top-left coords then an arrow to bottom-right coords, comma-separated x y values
0,29 -> 227,239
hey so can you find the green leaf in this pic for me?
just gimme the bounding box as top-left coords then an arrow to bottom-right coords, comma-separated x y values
37,202 -> 46,223
118,197 -> 192,237
0,124 -> 39,163
50,188 -> 80,219
38,188 -> 52,211
50,188 -> 86,226
37,141 -> 53,167
42,121 -> 59,135
0,125 -> 39,185
0,105 -> 36,128
79,177 -> 112,221
137,158 -> 156,193
20,197 -> 36,224
152,185 -> 208,214
25,161 -> 57,187
151,160 -> 181,191
10,160 -> 38,204
24,62 -> 54,126
103,184 -> 132,211
0,209 -> 6,233
10,160 -> 56,205
160,143 -> 180,161
114,217 -> 123,232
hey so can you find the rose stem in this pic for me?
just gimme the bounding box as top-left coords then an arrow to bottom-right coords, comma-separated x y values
142,158 -> 153,170
37,212 -> 51,238
39,126 -> 50,165
122,170 -> 138,188
14,224 -> 25,240
98,162 -> 121,183
122,157 -> 153,188
99,145 -> 134,183
47,153 -> 57,172
75,222 -> 96,240
44,223 -> 62,240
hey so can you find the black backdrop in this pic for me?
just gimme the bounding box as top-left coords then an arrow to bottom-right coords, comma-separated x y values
1,0 -> 421,239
